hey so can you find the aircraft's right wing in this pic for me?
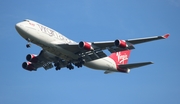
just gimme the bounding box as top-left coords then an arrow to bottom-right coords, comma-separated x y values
22,50 -> 68,71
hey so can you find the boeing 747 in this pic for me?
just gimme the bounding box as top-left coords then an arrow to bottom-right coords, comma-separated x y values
15,19 -> 169,74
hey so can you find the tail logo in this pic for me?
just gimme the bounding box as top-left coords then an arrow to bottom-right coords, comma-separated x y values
116,52 -> 128,64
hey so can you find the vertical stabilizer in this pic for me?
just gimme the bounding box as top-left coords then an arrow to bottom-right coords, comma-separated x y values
109,50 -> 131,65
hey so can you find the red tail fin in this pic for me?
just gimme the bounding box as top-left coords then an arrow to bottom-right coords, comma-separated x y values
109,50 -> 131,65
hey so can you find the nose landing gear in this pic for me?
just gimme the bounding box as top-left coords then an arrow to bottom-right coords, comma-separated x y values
26,38 -> 31,48
26,43 -> 31,48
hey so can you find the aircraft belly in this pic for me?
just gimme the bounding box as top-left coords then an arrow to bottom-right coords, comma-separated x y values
84,57 -> 117,71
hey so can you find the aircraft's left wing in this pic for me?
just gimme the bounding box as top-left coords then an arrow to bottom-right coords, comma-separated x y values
57,40 -> 135,61
126,34 -> 170,45
86,34 -> 169,52
58,39 -> 135,62
59,43 -> 108,62
57,34 -> 169,61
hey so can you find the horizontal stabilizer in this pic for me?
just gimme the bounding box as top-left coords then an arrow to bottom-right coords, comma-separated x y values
118,62 -> 153,69
104,70 -> 113,74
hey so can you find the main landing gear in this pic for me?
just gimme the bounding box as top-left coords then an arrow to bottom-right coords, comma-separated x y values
54,62 -> 61,71
54,62 -> 74,71
54,59 -> 64,71
73,58 -> 85,68
54,60 -> 75,71
67,63 -> 74,70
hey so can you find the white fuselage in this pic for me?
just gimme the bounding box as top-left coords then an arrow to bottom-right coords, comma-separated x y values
15,19 -> 118,72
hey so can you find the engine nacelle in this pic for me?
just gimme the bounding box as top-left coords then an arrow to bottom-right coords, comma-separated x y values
22,62 -> 36,71
26,54 -> 38,63
114,40 -> 128,48
79,41 -> 93,50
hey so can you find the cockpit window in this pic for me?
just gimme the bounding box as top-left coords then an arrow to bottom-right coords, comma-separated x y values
23,19 -> 29,22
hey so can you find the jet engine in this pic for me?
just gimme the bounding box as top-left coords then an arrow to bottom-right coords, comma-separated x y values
22,62 -> 36,71
114,40 -> 128,48
79,41 -> 93,50
26,54 -> 38,63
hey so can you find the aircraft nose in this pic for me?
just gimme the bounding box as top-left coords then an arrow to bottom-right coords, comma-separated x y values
15,22 -> 22,30
15,22 -> 26,32
15,22 -> 27,35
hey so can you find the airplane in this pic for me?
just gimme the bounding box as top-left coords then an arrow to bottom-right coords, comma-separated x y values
15,19 -> 169,74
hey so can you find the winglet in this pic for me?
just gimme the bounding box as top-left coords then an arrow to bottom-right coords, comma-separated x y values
163,34 -> 170,39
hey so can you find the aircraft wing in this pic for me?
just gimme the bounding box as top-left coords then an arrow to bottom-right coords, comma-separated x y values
22,50 -> 68,71
92,34 -> 169,50
126,34 -> 169,45
59,43 -> 108,62
59,34 -> 169,52
57,34 -> 169,62
58,40 -> 134,62
118,61 -> 153,69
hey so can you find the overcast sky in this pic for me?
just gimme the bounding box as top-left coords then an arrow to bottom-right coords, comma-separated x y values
0,0 -> 180,104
